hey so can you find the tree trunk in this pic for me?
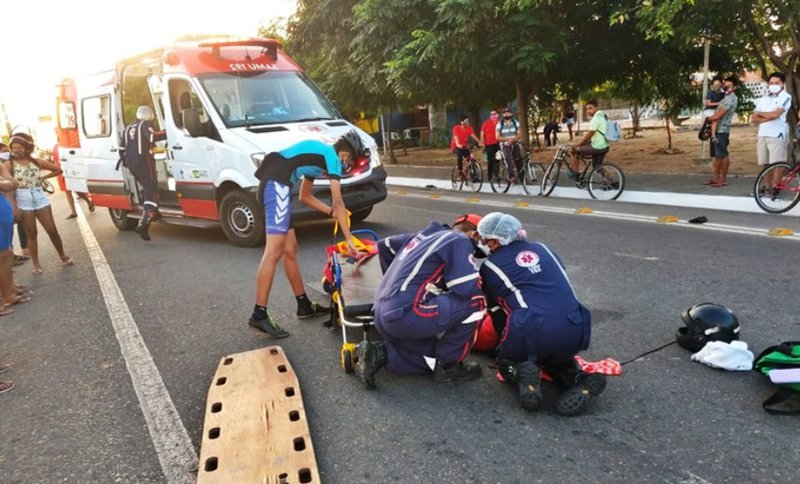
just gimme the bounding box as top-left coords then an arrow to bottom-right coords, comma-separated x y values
630,101 -> 641,132
788,71 -> 799,162
515,81 -> 531,148
665,115 -> 672,150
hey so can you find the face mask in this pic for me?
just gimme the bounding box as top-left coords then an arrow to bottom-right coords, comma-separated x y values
476,241 -> 491,257
503,116 -> 512,120
11,150 -> 25,159
768,84 -> 783,94
490,114 -> 498,121
724,85 -> 734,94
0,152 -> 9,161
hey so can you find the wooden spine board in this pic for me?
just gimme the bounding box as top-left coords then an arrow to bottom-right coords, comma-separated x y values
197,346 -> 320,484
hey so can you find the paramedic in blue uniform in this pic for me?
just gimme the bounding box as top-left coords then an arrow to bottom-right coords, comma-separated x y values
249,132 -> 361,338
476,212 -> 606,416
356,215 -> 486,389
120,106 -> 166,241
376,214 -> 480,273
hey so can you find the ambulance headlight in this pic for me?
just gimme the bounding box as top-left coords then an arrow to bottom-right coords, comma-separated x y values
251,152 -> 265,167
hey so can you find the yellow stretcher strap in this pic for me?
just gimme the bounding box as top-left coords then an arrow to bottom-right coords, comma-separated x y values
333,209 -> 352,237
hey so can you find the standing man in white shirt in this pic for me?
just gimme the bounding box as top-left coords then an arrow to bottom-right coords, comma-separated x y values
751,72 -> 793,188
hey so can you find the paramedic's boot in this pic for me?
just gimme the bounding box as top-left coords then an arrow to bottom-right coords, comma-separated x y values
136,205 -> 154,241
555,372 -> 607,417
355,341 -> 387,390
248,314 -> 290,339
516,361 -> 543,412
297,301 -> 330,320
432,360 -> 482,383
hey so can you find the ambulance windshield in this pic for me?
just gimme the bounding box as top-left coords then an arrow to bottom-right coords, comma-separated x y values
198,71 -> 340,128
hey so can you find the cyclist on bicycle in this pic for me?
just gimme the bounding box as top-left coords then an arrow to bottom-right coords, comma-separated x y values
496,107 -> 523,181
451,115 -> 481,176
568,100 -> 609,177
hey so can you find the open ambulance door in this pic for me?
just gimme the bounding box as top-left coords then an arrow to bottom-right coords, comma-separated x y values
55,80 -> 88,194
78,82 -> 130,210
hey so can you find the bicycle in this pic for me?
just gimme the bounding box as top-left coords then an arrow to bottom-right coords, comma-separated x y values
540,144 -> 625,200
753,161 -> 800,213
451,146 -> 484,193
488,143 -> 546,196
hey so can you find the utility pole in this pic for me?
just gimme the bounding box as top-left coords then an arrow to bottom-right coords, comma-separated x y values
700,37 -> 711,157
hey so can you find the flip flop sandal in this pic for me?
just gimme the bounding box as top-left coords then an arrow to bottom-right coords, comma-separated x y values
5,295 -> 32,306
62,257 -> 75,266
702,179 -> 716,185
0,363 -> 10,373
13,259 -> 24,267
0,380 -> 14,394
66,214 -> 78,219
0,307 -> 14,316
711,181 -> 728,187
32,268 -> 43,275
13,255 -> 30,262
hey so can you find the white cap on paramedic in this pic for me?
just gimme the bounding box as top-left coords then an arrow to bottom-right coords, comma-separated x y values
136,105 -> 154,121
477,212 -> 526,246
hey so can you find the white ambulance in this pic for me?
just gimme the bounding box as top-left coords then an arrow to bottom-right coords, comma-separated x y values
56,36 -> 386,246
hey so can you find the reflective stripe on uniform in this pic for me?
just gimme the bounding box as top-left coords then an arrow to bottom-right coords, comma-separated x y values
483,260 -> 528,309
400,231 -> 452,292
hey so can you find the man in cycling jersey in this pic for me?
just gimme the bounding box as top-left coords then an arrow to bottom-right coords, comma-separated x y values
496,107 -> 522,180
569,100 -> 609,175
451,115 -> 481,175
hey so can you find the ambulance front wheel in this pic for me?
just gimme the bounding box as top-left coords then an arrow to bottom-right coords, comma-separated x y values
350,206 -> 373,223
220,190 -> 265,247
109,208 -> 137,231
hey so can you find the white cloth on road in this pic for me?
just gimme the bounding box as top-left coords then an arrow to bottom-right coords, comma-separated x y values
691,340 -> 754,371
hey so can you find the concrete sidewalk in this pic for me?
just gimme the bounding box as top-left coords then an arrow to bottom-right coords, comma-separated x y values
384,164 -> 756,197
383,165 -> 800,217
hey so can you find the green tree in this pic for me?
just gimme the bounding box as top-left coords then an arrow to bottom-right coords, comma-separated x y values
618,0 -> 800,141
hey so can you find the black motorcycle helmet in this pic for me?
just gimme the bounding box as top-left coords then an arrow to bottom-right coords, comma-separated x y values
676,303 -> 740,352
334,130 -> 365,161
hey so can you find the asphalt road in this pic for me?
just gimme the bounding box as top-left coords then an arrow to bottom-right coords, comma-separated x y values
2,188 -> 799,484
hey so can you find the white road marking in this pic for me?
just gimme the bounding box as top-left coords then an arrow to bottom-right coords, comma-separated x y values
75,208 -> 197,483
615,252 -> 660,261
387,175 -> 800,217
390,189 -> 800,242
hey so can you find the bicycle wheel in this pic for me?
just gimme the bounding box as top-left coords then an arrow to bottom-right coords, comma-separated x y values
451,167 -> 463,191
754,162 -> 800,214
490,161 -> 511,193
468,161 -> 483,193
541,162 -> 560,197
588,163 -> 625,200
521,162 -> 546,196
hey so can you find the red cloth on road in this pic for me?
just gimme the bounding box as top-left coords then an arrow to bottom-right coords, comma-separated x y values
495,356 -> 623,382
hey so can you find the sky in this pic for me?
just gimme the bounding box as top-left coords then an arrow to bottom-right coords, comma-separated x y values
0,0 -> 297,140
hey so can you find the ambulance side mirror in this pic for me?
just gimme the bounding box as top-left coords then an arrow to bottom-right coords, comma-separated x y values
182,108 -> 202,137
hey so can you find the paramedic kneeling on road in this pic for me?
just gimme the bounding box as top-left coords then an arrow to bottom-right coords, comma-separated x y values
477,212 -> 606,416
121,106 -> 167,241
356,215 -> 486,389
250,132 -> 360,338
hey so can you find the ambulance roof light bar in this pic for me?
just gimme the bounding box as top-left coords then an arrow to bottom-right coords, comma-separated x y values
198,39 -> 281,61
